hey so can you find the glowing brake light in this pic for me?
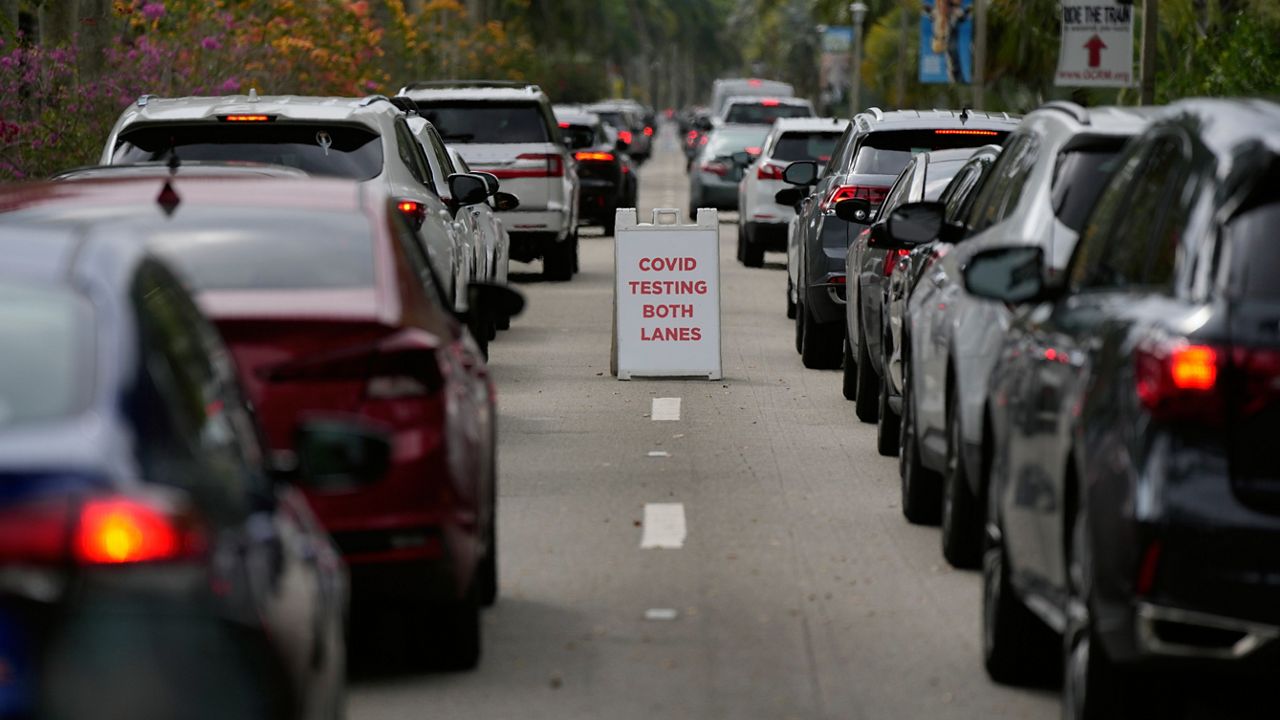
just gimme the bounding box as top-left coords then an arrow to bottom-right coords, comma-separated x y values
76,498 -> 198,564
687,130 -> 698,140
934,129 -> 1000,136
761,99 -> 780,107
558,122 -> 570,129
1170,346 -> 1218,390
575,151 -> 615,162
643,126 -> 654,137
220,114 -> 272,122
757,161 -> 786,180
618,130 -> 634,145
1135,342 -> 1224,422
745,146 -> 762,155
748,79 -> 763,87
822,184 -> 889,212
397,199 -> 426,229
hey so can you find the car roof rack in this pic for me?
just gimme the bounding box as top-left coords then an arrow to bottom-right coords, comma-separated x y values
1038,100 -> 1090,125
388,96 -> 418,114
136,94 -> 160,107
398,80 -> 541,93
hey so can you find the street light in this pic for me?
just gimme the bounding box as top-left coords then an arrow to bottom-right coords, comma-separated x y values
849,2 -> 868,120
815,24 -> 828,114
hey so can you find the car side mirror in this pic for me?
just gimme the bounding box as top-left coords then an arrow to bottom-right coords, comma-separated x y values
774,187 -> 805,207
731,151 -> 752,167
492,191 -> 519,212
468,281 -> 526,323
783,160 -> 818,186
288,418 -> 392,491
476,172 -> 500,196
963,246 -> 1049,304
886,201 -> 946,245
448,173 -> 489,207
834,198 -> 872,224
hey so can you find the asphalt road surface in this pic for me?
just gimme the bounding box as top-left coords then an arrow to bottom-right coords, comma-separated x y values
348,128 -> 1059,720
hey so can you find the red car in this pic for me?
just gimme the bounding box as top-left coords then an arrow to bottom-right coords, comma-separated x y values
6,174 -> 521,669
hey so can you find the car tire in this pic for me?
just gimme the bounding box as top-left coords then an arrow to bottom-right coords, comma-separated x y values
496,315 -> 510,331
794,299 -> 805,354
801,306 -> 842,369
479,521 -> 498,608
900,368 -> 942,525
604,216 -> 617,237
543,240 -> 573,282
736,223 -> 747,262
841,337 -> 858,400
854,324 -> 879,422
436,582 -> 482,671
982,510 -> 1056,685
941,384 -> 983,569
876,366 -> 900,456
570,229 -> 580,275
741,224 -> 764,267
786,278 -> 797,320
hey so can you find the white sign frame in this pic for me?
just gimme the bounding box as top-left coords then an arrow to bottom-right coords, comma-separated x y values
613,208 -> 722,381
1055,0 -> 1136,88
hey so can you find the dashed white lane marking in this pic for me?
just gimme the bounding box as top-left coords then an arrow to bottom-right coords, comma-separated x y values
640,503 -> 687,549
651,397 -> 682,421
647,450 -> 671,458
644,608 -> 679,621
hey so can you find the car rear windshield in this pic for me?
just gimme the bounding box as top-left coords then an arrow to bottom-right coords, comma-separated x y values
772,131 -> 842,162
112,123 -> 384,180
708,127 -> 770,157
147,209 -> 376,291
0,283 -> 92,427
591,111 -> 630,130
851,129 -> 1010,175
418,101 -> 551,144
1051,144 -> 1126,232
1230,201 -> 1280,301
724,103 -> 814,125
561,124 -> 597,150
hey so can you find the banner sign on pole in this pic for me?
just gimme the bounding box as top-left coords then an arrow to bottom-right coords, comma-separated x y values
612,208 -> 722,381
920,1 -> 974,85
1055,0 -> 1135,87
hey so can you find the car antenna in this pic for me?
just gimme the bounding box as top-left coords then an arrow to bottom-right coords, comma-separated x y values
959,107 -> 971,124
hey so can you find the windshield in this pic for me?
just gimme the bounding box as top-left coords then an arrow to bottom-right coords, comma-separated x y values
147,210 -> 376,291
112,123 -> 383,180
708,127 -> 769,157
772,131 -> 842,162
851,129 -> 1011,175
724,103 -> 813,124
418,101 -> 551,144
0,283 -> 92,427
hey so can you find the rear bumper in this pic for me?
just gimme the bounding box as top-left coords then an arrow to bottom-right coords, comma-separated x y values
509,232 -> 563,262
692,181 -> 738,209
499,209 -> 570,239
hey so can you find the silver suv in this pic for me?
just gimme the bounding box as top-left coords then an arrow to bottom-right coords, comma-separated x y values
895,102 -> 1153,567
400,81 -> 581,281
100,92 -> 484,312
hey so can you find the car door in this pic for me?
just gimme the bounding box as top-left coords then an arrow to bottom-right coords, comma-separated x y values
131,260 -> 333,699
417,120 -> 490,284
1017,133 -> 1193,590
798,127 -> 856,294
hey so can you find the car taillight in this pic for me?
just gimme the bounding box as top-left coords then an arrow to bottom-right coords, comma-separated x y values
643,126 -> 654,137
396,199 -> 426,230
882,248 -> 911,277
822,184 -> 889,212
761,99 -> 780,107
1135,342 -> 1224,422
618,130 -> 633,145
486,153 -> 564,180
75,498 -> 204,565
364,328 -> 445,400
0,499 -> 72,564
687,130 -> 698,140
558,122 -> 570,128
575,151 -> 616,162
701,160 -> 730,177
757,162 -> 786,180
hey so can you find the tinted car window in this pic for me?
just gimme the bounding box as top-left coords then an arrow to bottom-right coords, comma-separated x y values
147,210 -> 376,291
944,153 -> 998,226
0,283 -> 91,427
113,123 -> 384,180
922,159 -> 968,200
1051,144 -> 1126,232
420,102 -> 551,143
1103,137 -> 1187,289
851,129 -> 1010,175
724,103 -> 814,124
394,118 -> 433,188
879,160 -> 919,216
1230,201 -> 1280,301
965,134 -> 1035,233
561,124 -> 597,150
772,131 -> 842,162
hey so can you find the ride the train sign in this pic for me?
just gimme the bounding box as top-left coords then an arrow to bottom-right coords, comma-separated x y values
1055,0 -> 1136,88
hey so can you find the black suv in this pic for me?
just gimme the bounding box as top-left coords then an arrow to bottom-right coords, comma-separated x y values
779,108 -> 1018,370
966,99 -> 1280,719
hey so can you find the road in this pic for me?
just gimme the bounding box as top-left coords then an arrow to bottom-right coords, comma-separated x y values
349,129 -> 1058,720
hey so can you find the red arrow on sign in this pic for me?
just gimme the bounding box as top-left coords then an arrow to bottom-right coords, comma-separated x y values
1084,34 -> 1107,68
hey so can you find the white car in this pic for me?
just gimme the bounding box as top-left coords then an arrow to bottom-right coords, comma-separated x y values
710,78 -> 795,118
736,117 -> 848,267
716,96 -> 815,127
401,81 -> 581,281
100,92 -> 482,312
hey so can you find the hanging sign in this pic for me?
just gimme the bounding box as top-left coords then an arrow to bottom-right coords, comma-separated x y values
1055,0 -> 1136,87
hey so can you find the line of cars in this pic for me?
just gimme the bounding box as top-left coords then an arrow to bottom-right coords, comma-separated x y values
0,80 -> 652,719
755,97 -> 1280,717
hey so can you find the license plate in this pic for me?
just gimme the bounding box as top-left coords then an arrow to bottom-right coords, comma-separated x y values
0,606 -> 33,717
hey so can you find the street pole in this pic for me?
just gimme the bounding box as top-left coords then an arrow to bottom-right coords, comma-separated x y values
1139,0 -> 1158,104
894,1 -> 909,107
972,0 -> 987,109
849,2 -> 868,119
815,24 -> 828,114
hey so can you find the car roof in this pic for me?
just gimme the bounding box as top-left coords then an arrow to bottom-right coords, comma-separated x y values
1021,102 -> 1156,136
53,162 -> 310,181
116,94 -> 404,127
554,110 -> 600,126
401,85 -> 545,102
772,117 -> 850,132
1159,98 -> 1280,158
853,108 -> 1020,132
0,222 -> 85,283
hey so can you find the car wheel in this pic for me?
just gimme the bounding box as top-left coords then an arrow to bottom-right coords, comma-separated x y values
941,384 -> 982,568
854,323 -> 879,422
479,515 -> 498,608
801,306 -> 842,369
981,506 -> 1056,684
794,299 -> 805,354
876,365 -> 900,456
604,216 -> 617,237
900,369 -> 941,524
436,581 -> 482,671
741,224 -> 764,267
786,278 -> 797,320
543,240 -> 573,282
736,223 -> 748,262
841,337 -> 857,400
570,230 -> 580,275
